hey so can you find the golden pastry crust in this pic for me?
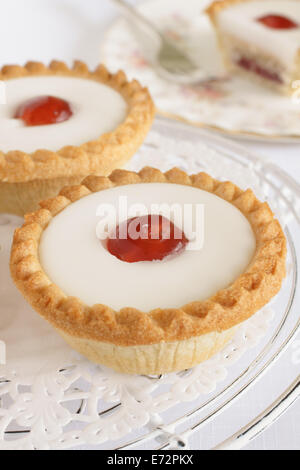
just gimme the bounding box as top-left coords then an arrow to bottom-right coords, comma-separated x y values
10,167 -> 287,351
206,0 -> 252,17
59,326 -> 237,374
0,175 -> 87,216
0,61 -> 155,184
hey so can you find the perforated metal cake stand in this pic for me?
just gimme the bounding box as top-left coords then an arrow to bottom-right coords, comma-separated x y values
0,118 -> 299,450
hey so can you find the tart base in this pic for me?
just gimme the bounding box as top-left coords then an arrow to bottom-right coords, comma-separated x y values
0,141 -> 141,216
58,327 -> 236,375
0,176 -> 85,216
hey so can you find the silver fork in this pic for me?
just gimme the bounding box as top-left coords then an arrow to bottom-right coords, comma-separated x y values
110,0 -> 214,84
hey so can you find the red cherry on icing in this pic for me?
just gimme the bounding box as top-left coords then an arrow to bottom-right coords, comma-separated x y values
107,214 -> 189,263
257,14 -> 298,29
15,96 -> 73,126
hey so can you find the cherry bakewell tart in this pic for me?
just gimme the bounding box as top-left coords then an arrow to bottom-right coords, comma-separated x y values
206,0 -> 300,94
0,61 -> 154,216
10,167 -> 286,375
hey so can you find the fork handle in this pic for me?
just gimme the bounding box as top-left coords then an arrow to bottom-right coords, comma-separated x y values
110,0 -> 162,38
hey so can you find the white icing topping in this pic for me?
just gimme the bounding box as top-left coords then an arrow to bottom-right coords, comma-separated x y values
217,0 -> 300,69
0,76 -> 128,153
39,183 -> 256,312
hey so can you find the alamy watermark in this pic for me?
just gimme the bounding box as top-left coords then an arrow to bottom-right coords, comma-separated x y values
0,340 -> 6,365
96,197 -> 205,251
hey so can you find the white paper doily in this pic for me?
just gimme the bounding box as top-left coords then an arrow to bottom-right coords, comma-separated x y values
101,0 -> 300,141
0,121 -> 296,450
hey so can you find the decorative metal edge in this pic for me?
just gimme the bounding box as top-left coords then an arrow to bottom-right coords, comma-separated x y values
158,111 -> 300,144
214,375 -> 300,450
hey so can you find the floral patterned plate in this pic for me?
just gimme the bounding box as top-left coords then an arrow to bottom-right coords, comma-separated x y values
101,0 -> 300,142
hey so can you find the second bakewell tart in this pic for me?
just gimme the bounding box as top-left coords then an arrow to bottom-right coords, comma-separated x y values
207,0 -> 300,94
10,168 -> 287,375
0,61 -> 154,216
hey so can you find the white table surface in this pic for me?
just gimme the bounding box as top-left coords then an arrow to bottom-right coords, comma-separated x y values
0,0 -> 299,450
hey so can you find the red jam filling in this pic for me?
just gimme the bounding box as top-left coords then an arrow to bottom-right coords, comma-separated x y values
237,57 -> 283,83
15,96 -> 73,126
107,214 -> 189,263
257,14 -> 298,29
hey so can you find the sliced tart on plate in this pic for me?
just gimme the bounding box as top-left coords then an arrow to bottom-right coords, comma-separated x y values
207,0 -> 300,94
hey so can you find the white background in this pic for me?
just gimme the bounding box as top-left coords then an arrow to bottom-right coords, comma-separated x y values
0,0 -> 299,450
